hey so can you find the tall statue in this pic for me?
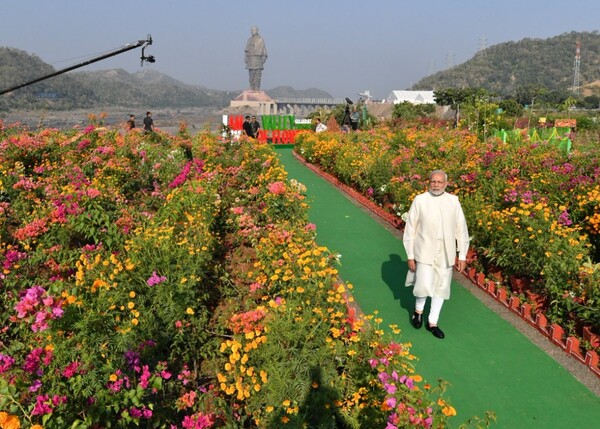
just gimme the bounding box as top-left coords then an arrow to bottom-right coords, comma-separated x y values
245,26 -> 268,91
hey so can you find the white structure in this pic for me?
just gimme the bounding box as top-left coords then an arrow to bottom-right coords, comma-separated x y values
230,90 -> 277,115
386,90 -> 436,105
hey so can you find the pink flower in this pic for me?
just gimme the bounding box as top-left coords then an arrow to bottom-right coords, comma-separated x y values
0,354 -> 15,373
31,394 -> 53,416
384,383 -> 397,394
304,223 -> 317,232
62,361 -> 80,378
182,412 -> 214,429
231,206 -> 244,215
267,181 -> 286,195
147,271 -> 167,287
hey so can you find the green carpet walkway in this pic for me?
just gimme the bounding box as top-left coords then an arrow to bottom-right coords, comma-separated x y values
275,146 -> 600,429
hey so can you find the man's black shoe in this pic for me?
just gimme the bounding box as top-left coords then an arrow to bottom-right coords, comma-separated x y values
426,324 -> 445,339
411,312 -> 423,329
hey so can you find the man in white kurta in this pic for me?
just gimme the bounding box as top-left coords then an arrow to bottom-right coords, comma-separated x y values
403,170 -> 470,339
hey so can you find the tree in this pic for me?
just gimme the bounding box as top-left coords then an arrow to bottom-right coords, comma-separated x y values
392,101 -> 435,120
434,88 -> 495,129
499,98 -> 524,117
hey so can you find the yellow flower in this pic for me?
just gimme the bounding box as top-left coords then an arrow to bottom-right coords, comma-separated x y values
442,405 -> 457,416
127,302 -> 135,309
31,425 -> 44,429
129,291 -> 136,298
131,318 -> 139,326
186,307 -> 194,315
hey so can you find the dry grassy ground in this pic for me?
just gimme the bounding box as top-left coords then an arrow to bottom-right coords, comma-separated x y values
1,107 -> 225,134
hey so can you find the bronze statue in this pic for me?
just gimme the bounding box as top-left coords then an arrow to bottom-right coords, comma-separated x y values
245,26 -> 268,91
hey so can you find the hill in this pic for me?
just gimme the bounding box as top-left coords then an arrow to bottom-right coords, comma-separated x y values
0,47 -> 332,111
412,31 -> 600,96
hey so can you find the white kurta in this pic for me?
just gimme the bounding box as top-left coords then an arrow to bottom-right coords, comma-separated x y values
403,191 -> 470,299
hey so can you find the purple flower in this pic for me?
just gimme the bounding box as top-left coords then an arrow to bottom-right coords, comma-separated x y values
29,379 -> 43,392
386,397 -> 397,408
558,210 -> 572,226
147,271 -> 167,287
0,353 -> 15,373
384,383 -> 397,394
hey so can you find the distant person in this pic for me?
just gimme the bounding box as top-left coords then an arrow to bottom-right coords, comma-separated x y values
350,107 -> 360,131
143,111 -> 153,133
250,115 -> 260,138
127,114 -> 136,129
315,117 -> 327,133
243,115 -> 253,137
245,26 -> 268,91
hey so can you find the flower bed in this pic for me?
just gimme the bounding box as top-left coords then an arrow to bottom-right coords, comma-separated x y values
0,121 -> 494,428
294,124 -> 600,356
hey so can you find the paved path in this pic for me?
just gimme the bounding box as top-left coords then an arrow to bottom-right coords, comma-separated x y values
276,146 -> 600,429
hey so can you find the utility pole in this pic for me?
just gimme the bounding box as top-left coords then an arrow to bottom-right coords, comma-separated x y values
572,39 -> 581,95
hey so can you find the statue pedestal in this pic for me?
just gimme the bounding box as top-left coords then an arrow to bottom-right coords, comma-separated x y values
229,90 -> 277,115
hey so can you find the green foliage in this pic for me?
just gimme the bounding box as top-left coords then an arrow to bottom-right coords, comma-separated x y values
392,102 -> 435,120
498,98 -> 524,117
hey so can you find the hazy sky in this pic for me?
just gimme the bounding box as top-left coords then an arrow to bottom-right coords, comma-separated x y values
2,0 -> 600,100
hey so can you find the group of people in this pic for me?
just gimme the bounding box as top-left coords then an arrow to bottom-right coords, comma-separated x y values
127,111 -> 154,133
242,115 -> 261,138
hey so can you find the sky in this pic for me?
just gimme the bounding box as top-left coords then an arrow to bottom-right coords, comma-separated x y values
2,0 -> 600,100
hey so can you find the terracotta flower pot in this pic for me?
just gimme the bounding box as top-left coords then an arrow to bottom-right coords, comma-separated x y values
583,325 -> 600,348
509,275 -> 532,294
524,290 -> 548,313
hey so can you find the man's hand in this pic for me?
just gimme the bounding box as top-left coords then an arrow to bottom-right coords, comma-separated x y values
456,260 -> 467,272
407,259 -> 416,272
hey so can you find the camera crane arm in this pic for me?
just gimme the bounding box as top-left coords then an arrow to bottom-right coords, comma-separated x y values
0,34 -> 155,96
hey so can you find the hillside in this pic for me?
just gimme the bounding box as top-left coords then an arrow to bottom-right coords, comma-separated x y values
0,47 -> 331,111
412,31 -> 600,96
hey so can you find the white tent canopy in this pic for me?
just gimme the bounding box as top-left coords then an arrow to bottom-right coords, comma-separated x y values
386,90 -> 435,105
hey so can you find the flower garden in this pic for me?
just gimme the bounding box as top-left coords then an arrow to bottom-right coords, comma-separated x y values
294,121 -> 600,363
0,119 -> 498,429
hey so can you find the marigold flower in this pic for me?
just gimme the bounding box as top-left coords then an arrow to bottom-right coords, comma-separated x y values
442,405 -> 457,416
